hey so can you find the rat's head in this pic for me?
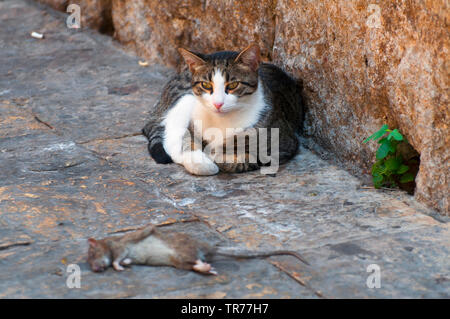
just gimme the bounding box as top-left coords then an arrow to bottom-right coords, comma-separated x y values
87,238 -> 112,272
178,44 -> 261,115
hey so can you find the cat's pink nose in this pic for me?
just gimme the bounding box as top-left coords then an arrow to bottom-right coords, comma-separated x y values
213,102 -> 224,110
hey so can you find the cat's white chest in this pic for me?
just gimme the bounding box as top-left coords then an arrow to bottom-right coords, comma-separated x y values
191,86 -> 267,142
192,108 -> 253,136
161,84 -> 267,164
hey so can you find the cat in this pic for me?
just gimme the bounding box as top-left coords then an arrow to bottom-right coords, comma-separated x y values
142,44 -> 304,175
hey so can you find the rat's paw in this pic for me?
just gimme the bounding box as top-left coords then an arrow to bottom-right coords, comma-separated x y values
113,261 -> 125,271
208,267 -> 218,276
182,151 -> 219,176
193,259 -> 217,275
121,258 -> 132,265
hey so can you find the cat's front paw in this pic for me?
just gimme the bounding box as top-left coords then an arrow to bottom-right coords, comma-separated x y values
214,152 -> 260,173
182,150 -> 219,176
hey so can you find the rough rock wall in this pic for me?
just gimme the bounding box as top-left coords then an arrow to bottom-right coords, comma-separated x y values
272,0 -> 449,215
112,0 -> 276,66
36,0 -> 113,33
35,0 -> 449,215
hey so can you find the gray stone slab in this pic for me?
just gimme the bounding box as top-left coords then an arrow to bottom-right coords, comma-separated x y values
0,0 -> 448,299
271,224 -> 450,298
0,222 -> 317,299
0,0 -> 171,143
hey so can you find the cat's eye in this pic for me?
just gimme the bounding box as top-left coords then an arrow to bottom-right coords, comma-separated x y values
201,82 -> 212,90
227,82 -> 239,90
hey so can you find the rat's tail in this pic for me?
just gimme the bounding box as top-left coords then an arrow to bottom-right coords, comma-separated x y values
214,247 -> 309,266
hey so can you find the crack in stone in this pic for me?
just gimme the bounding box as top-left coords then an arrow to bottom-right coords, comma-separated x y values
33,114 -> 54,130
78,132 -> 143,145
29,161 -> 85,172
107,217 -> 201,235
0,241 -> 32,251
270,261 -> 325,299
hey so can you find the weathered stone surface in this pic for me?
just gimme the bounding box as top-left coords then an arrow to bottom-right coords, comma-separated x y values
34,0 -> 449,215
36,0 -> 113,34
36,0 -> 68,11
1,0 -> 448,298
0,1 -> 316,298
111,0 -> 276,67
273,0 -> 449,216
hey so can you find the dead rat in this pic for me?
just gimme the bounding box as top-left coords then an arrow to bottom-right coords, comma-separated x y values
87,224 -> 309,275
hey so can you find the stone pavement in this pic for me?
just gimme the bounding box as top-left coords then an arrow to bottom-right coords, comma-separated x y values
0,0 -> 448,298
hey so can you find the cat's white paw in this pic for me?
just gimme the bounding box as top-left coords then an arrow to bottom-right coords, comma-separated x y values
182,150 -> 219,176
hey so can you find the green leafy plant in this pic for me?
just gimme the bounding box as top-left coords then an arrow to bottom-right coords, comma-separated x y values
363,125 -> 415,188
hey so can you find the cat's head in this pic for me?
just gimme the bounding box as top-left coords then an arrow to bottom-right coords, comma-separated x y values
178,44 -> 261,114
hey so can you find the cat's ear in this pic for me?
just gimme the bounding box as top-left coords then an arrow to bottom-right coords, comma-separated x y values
178,48 -> 206,73
234,44 -> 261,72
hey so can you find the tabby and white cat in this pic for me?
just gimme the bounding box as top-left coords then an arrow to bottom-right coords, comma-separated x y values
142,44 -> 303,175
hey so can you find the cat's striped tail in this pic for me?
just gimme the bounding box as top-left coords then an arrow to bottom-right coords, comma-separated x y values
142,120 -> 173,164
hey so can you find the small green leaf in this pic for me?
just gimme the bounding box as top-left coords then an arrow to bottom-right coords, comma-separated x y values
373,176 -> 383,188
372,166 -> 385,179
385,157 -> 401,171
378,137 -> 396,152
397,164 -> 409,174
372,176 -> 383,188
376,142 -> 391,160
400,172 -> 415,183
388,129 -> 403,141
365,126 -> 413,189
363,124 -> 388,143
372,159 -> 383,170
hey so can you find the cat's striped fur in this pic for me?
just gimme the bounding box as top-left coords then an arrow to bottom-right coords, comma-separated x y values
142,45 -> 304,175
